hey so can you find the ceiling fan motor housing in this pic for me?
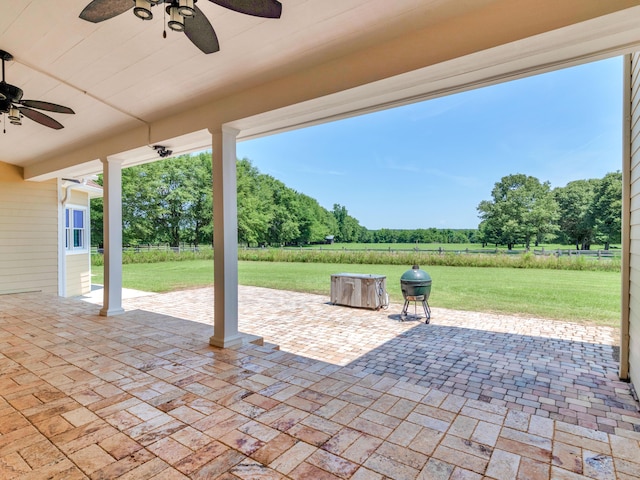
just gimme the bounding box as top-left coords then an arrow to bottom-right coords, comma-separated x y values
0,82 -> 24,104
0,49 -> 75,130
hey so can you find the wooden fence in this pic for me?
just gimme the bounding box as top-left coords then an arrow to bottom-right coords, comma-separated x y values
92,244 -> 617,259
278,246 -> 618,258
92,243 -> 204,254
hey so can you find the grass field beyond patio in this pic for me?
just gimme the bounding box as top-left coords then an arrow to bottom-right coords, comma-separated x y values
91,260 -> 621,327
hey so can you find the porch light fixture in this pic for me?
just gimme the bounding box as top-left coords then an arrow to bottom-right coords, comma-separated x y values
8,106 -> 21,125
178,0 -> 195,17
133,0 -> 153,20
168,4 -> 185,31
134,0 -> 196,33
152,145 -> 172,158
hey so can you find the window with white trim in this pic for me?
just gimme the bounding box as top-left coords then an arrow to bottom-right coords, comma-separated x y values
65,206 -> 87,253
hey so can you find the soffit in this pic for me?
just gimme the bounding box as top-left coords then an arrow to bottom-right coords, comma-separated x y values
1,0 -> 639,178
0,0 -> 467,166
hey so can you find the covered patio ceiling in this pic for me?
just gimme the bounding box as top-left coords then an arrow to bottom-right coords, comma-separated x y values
2,1 -> 640,181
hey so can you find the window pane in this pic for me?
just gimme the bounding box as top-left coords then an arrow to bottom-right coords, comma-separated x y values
65,208 -> 70,228
74,209 -> 84,228
73,229 -> 84,248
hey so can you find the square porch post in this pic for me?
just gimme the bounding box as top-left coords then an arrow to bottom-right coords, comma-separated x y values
100,157 -> 125,316
209,126 -> 262,348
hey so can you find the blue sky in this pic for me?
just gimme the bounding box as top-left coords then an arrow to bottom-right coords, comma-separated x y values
236,57 -> 623,230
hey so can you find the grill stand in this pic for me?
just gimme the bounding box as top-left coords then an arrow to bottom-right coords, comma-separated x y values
401,295 -> 431,323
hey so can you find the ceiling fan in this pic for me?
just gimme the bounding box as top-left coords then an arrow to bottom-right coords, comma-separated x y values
79,0 -> 282,54
0,50 -> 75,131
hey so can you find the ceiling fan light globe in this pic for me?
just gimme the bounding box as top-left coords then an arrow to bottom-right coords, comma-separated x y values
134,0 -> 153,20
8,106 -> 20,122
168,20 -> 185,31
168,7 -> 185,31
178,0 -> 195,17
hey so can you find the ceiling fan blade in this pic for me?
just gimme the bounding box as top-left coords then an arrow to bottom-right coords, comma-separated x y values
20,100 -> 75,114
19,107 -> 64,130
79,0 -> 133,22
210,0 -> 282,18
184,5 -> 220,54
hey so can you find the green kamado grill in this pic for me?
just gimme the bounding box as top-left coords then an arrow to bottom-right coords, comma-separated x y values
400,264 -> 432,322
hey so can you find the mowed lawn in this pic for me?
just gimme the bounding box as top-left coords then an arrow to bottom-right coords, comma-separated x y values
91,260 -> 621,327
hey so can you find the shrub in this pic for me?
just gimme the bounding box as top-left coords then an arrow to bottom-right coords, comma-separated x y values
92,248 -> 214,266
235,248 -> 619,272
92,247 -> 620,272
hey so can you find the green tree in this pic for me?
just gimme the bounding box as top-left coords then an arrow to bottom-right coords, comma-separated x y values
121,164 -> 161,245
332,204 -> 366,242
591,171 -> 622,250
332,204 -> 351,242
236,158 -> 346,246
90,190 -> 103,248
554,179 -> 599,250
295,194 -> 332,244
373,228 -> 396,243
91,155 -> 365,248
100,155 -> 215,248
477,174 -> 558,250
154,157 -> 210,247
477,218 -> 499,247
237,158 -> 272,246
184,153 -> 213,246
264,176 -> 300,245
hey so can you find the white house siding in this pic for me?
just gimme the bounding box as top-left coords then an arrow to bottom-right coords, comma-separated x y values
628,52 -> 640,390
68,189 -> 86,206
65,254 -> 91,297
0,161 -> 58,295
64,188 -> 92,297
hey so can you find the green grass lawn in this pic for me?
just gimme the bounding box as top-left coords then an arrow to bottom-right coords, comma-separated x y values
92,260 -> 621,327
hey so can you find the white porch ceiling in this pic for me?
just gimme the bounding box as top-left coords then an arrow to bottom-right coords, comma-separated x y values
1,0 -> 640,180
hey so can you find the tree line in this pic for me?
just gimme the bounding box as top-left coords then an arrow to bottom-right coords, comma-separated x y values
90,154 -> 621,250
91,154 -> 364,247
91,153 -> 213,248
90,154 -> 479,247
477,172 -> 621,250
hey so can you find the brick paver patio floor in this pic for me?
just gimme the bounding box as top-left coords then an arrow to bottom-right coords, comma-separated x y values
0,286 -> 639,479
124,286 -> 639,435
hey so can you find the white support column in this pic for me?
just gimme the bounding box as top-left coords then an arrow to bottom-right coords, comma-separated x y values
57,179 -> 66,297
209,126 -> 262,348
100,157 -> 125,316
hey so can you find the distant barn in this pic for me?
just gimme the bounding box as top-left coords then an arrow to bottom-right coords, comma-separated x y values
325,235 -> 335,244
